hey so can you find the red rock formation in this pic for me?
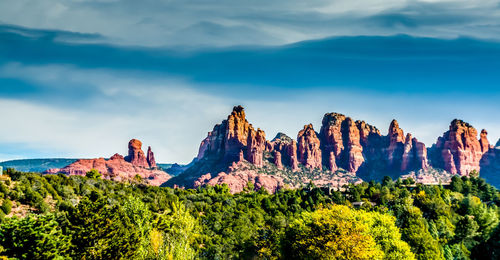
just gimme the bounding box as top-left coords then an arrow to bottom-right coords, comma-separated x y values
46,139 -> 170,185
125,139 -> 149,168
194,161 -> 284,193
320,113 -> 346,158
328,151 -> 337,172
147,146 -> 157,168
271,133 -> 299,171
196,106 -> 266,167
401,133 -> 413,172
297,124 -> 322,169
289,140 -> 300,171
197,136 -> 210,160
345,118 -> 364,172
274,151 -> 283,169
356,120 -> 381,147
480,129 -> 490,153
110,153 -> 124,160
247,129 -> 266,167
387,120 -> 406,168
434,120 -> 486,176
265,140 -> 274,152
413,138 -> 429,170
320,114 -> 373,173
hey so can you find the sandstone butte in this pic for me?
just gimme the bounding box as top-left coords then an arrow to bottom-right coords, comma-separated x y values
167,106 -> 498,193
45,139 -> 170,186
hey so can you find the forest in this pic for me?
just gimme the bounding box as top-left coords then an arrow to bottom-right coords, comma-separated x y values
0,168 -> 499,260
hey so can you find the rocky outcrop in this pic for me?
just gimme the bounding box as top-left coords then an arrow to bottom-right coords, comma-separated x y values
46,139 -> 170,186
413,139 -> 429,170
194,161 -> 284,193
399,134 -> 429,172
147,146 -> 157,168
271,133 -> 299,171
247,129 -> 266,167
125,139 -> 149,168
328,151 -> 337,172
172,106 -> 498,192
344,118 -> 364,173
196,106 -> 267,167
274,151 -> 283,169
387,120 -> 406,169
297,124 -> 322,169
480,129 -> 490,153
432,120 -> 486,176
320,113 -> 346,159
479,138 -> 500,187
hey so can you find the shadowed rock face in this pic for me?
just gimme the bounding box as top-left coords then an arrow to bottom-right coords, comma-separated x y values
45,139 -> 170,186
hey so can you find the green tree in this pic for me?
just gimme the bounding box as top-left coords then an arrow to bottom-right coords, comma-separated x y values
283,205 -> 414,260
67,197 -> 141,259
398,206 -> 444,260
0,214 -> 71,259
86,168 -> 102,179
153,200 -> 200,260
1,199 -> 12,214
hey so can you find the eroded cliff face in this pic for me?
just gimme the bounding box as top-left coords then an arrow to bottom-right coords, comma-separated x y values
46,139 -> 170,185
196,105 -> 267,166
270,133 -> 299,171
432,120 -> 487,176
172,106 -> 497,192
125,139 -> 149,168
297,124 -> 322,169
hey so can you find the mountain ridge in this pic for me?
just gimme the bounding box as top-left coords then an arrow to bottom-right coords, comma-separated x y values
166,106 -> 498,192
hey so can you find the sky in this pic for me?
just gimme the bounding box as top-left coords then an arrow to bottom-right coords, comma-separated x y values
0,0 -> 499,163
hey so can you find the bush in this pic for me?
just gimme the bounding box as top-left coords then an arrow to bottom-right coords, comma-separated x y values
1,199 -> 12,215
85,169 -> 101,179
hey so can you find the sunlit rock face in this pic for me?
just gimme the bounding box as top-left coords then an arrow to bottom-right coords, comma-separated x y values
174,106 -> 498,192
432,120 -> 487,176
45,139 -> 170,186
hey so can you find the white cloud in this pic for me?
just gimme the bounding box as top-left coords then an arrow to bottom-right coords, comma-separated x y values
0,63 -> 233,163
1,63 -> 499,163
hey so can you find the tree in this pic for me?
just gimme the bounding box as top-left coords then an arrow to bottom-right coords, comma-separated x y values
67,197 -> 141,259
282,205 -> 414,260
0,214 -> 71,259
86,168 -> 102,179
152,200 -> 200,260
398,206 -> 444,260
1,199 -> 12,214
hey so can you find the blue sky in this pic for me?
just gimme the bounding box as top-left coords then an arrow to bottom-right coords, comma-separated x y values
0,0 -> 499,163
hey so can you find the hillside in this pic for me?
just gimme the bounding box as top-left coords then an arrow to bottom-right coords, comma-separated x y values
0,169 -> 498,259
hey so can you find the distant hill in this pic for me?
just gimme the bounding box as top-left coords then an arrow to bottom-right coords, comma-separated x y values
0,159 -> 78,173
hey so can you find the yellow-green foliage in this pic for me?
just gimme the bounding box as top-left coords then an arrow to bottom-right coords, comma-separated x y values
151,201 -> 200,260
284,205 -> 415,260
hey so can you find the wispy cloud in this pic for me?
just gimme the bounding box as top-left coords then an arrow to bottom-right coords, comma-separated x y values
1,0 -> 500,47
0,22 -> 499,162
1,61 -> 499,163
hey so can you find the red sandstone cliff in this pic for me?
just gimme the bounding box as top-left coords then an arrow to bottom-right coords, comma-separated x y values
433,120 -> 487,176
297,124 -> 322,169
169,106 -> 497,192
46,139 -> 170,186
